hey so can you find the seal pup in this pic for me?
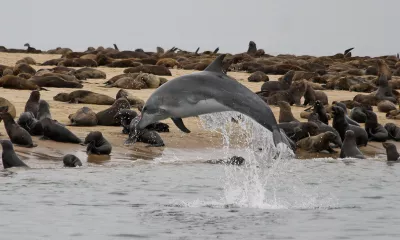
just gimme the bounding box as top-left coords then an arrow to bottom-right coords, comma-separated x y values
136,54 -> 295,150
115,89 -> 145,108
205,156 -> 245,165
0,111 -> 36,148
126,116 -> 165,147
68,107 -> 98,126
313,100 -> 329,125
83,131 -> 112,155
364,110 -> 388,142
0,140 -> 29,169
63,154 -> 82,167
350,106 -> 368,123
114,109 -> 138,134
96,98 -> 131,126
296,131 -> 341,153
332,106 -> 368,146
377,100 -> 397,113
382,143 -> 400,161
307,113 -> 342,147
40,118 -> 81,143
17,112 -> 43,136
260,70 -> 294,94
277,101 -> 299,123
340,130 -> 365,159
24,90 -> 40,118
37,100 -> 52,121
334,101 -> 360,126
384,123 -> 400,141
278,121 -> 319,142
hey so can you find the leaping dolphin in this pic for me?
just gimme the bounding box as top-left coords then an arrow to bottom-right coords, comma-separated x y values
136,54 -> 296,150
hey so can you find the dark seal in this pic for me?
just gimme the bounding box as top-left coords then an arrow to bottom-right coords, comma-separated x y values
364,110 -> 388,142
24,90 -> 40,118
340,130 -> 365,159
382,143 -> 400,161
83,131 -> 112,155
125,116 -> 165,147
384,123 -> 400,141
17,112 -> 43,136
0,140 -> 29,169
63,154 -> 83,167
332,106 -> 368,146
0,111 -> 37,147
40,118 -> 81,143
96,98 -> 131,126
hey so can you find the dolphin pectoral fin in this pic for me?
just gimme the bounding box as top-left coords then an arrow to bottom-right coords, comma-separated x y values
171,118 -> 191,133
272,127 -> 296,151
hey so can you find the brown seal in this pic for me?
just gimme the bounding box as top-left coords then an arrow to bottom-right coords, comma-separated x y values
296,131 -> 341,153
106,60 -> 142,68
123,65 -> 172,76
156,58 -> 180,68
24,90 -> 41,118
72,68 -> 106,80
29,76 -> 83,88
68,107 -> 98,126
116,89 -> 145,108
248,71 -> 269,82
96,98 -> 131,126
267,80 -> 307,106
277,101 -> 299,123
353,94 -> 379,106
58,58 -> 98,67
54,90 -> 115,105
0,111 -> 36,147
104,73 -> 140,85
377,100 -> 397,113
13,63 -> 36,75
105,76 -> 146,89
0,75 -> 41,90
0,97 -> 16,120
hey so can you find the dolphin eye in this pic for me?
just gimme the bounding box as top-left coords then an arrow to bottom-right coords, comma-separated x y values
142,107 -> 147,112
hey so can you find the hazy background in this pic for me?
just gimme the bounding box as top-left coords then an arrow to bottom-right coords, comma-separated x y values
1,0 -> 397,56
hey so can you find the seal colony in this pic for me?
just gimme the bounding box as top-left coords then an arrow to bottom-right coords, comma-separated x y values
1,41 -> 400,168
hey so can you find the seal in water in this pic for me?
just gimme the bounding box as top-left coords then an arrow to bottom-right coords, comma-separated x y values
24,90 -> 40,118
37,100 -> 52,120
96,98 -> 131,126
382,143 -> 400,161
384,123 -> 400,141
68,107 -> 98,126
0,140 -> 29,169
40,118 -> 81,143
63,154 -> 83,167
296,131 -> 341,153
114,109 -> 138,134
126,116 -> 165,147
0,111 -> 37,147
205,156 -> 245,165
17,112 -> 43,136
277,101 -> 299,123
334,101 -> 360,126
331,106 -> 368,146
136,54 -> 295,150
340,130 -> 365,159
364,110 -> 388,142
83,131 -> 112,155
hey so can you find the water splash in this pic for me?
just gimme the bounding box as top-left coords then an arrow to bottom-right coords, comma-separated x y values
197,111 -> 337,209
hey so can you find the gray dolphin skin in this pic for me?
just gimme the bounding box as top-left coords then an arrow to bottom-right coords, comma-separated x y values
136,54 -> 295,150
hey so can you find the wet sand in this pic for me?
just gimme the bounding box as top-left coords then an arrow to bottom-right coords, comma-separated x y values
0,52 -> 399,161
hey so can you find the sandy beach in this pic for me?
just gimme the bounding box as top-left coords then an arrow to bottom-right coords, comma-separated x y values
0,52 -> 398,160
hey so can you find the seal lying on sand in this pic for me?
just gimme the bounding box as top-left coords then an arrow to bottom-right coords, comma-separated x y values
384,123 -> 400,141
83,131 -> 112,155
0,111 -> 37,148
63,154 -> 82,167
96,98 -> 131,126
40,118 -> 81,143
68,107 -> 98,126
382,143 -> 400,161
54,90 -> 115,105
296,131 -> 341,153
340,130 -> 365,159
136,54 -> 295,151
0,140 -> 29,169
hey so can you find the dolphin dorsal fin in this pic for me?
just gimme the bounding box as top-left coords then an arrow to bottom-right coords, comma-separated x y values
204,54 -> 226,73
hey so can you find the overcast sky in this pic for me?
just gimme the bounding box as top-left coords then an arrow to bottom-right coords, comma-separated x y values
1,0 -> 397,56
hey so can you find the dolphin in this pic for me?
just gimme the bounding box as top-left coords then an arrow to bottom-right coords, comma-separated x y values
136,54 -> 296,150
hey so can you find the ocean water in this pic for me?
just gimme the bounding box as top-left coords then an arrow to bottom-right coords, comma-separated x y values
1,112 -> 400,239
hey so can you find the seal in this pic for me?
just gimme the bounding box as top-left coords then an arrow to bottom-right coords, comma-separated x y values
0,111 -> 37,147
68,107 -> 98,126
350,106 -> 369,123
296,131 -> 341,153
63,154 -> 83,167
260,70 -> 294,94
307,112 -> 342,147
115,89 -> 145,108
278,121 -> 319,142
377,100 -> 396,113
247,41 -> 257,55
37,100 -> 52,121
375,74 -> 397,103
334,101 -> 360,126
384,123 -> 400,141
205,156 -> 245,165
83,131 -> 112,155
24,90 -> 41,118
136,54 -> 295,150
0,140 -> 29,169
29,76 -> 83,88
382,143 -> 400,161
114,109 -> 138,134
105,76 -> 146,89
0,97 -> 16,119
0,75 -> 41,90
332,106 -> 368,146
17,112 -> 43,136
72,67 -> 106,80
266,80 -> 307,106
364,110 -> 388,142
53,90 -> 115,105
125,116 -> 165,147
248,71 -> 269,82
123,65 -> 172,76
105,73 -> 140,85
96,98 -> 131,126
313,100 -> 329,125
40,118 -> 81,143
340,130 -> 365,159
277,101 -> 299,123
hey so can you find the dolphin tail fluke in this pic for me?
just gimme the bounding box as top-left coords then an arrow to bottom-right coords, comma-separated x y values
272,126 -> 296,151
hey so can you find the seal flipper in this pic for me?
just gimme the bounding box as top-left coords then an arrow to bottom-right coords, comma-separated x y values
171,118 -> 191,133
